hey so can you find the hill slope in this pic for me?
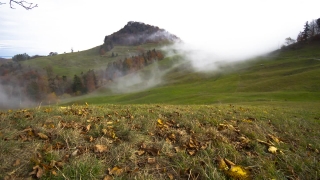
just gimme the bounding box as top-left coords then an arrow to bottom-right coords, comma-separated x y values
68,40 -> 320,105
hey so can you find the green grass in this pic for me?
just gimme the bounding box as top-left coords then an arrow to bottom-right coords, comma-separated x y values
0,103 -> 319,179
2,39 -> 320,179
21,42 -> 169,77
50,40 -> 320,106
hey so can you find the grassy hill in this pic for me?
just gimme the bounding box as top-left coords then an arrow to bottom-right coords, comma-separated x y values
1,39 -> 320,179
63,40 -> 320,105
21,42 -> 168,77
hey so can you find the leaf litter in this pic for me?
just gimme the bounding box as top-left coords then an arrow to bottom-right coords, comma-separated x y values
0,104 -> 319,179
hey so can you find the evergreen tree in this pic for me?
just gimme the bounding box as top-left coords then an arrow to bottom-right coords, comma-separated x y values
302,21 -> 310,41
72,75 -> 84,94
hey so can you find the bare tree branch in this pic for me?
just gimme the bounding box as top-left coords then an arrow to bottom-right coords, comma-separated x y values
0,0 -> 38,10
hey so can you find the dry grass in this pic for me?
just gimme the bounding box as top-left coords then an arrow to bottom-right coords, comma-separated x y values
0,103 -> 319,179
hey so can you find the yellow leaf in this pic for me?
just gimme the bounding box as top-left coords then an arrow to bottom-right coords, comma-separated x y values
267,134 -> 280,144
157,119 -> 163,125
217,158 -> 229,170
109,166 -> 123,176
94,144 -> 108,153
226,165 -> 250,179
37,133 -> 48,140
268,146 -> 278,154
85,102 -> 89,106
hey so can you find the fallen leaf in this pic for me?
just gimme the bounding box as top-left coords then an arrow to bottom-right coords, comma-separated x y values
109,166 -> 123,176
103,174 -> 114,180
257,139 -> 273,146
102,128 -> 108,135
137,150 -> 145,156
217,157 -> 228,170
167,173 -> 174,180
86,124 -> 91,131
174,146 -> 184,153
13,159 -> 21,167
89,136 -> 94,142
94,144 -> 108,153
268,146 -> 278,154
51,170 -> 58,176
224,158 -> 236,167
29,165 -> 43,178
71,149 -> 79,156
37,133 -> 48,140
226,165 -> 250,179
147,157 -> 156,164
186,149 -> 196,156
267,134 -> 280,144
157,119 -> 163,126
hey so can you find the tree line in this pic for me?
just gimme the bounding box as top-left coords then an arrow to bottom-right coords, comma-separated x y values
285,17 -> 320,46
0,49 -> 164,106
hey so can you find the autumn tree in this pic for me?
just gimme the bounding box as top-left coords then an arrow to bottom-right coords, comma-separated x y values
285,37 -> 296,45
85,70 -> 97,93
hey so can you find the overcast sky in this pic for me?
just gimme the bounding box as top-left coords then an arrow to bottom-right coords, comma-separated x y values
0,0 -> 319,59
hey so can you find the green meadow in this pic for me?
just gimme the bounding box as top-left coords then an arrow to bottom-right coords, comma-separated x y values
1,40 -> 320,179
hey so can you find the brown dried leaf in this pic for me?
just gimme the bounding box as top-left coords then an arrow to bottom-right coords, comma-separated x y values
147,157 -> 156,164
86,124 -> 91,131
174,146 -> 184,153
146,147 -> 160,156
94,144 -> 108,153
29,165 -> 43,178
137,150 -> 145,156
103,175 -> 114,180
88,136 -> 94,142
109,166 -> 123,176
102,128 -> 108,135
257,139 -> 273,146
187,149 -> 196,156
51,170 -> 58,176
167,173 -> 174,180
13,159 -> 21,167
37,133 -> 48,140
71,149 -> 79,157
267,134 -> 280,144
224,158 -> 236,167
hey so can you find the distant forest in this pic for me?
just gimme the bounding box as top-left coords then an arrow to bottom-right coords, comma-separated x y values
0,49 -> 164,106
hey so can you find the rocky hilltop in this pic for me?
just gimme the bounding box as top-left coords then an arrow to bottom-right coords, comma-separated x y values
100,21 -> 179,54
